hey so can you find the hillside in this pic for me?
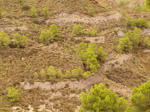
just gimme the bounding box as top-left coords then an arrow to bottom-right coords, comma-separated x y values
0,0 -> 150,112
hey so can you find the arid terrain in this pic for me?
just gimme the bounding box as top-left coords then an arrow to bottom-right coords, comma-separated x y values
0,0 -> 150,112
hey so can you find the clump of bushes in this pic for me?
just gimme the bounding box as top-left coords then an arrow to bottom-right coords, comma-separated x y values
88,8 -> 94,17
131,80 -> 150,112
117,27 -> 144,53
22,4 -> 30,11
43,7 -> 49,19
8,88 -> 19,103
87,29 -> 98,37
31,7 -> 37,18
39,24 -> 60,45
80,84 -> 127,112
39,66 -> 91,81
72,24 -> 84,37
80,81 -> 150,112
77,42 -> 106,72
13,33 -> 28,48
0,31 -> 10,49
126,17 -> 149,28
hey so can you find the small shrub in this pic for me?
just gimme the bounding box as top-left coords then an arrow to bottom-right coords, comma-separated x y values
8,88 -> 19,103
43,7 -> 49,19
0,9 -> 2,19
87,29 -> 98,37
119,1 -> 125,7
40,69 -> 46,79
13,33 -> 28,48
65,70 -> 72,79
88,8 -> 94,17
39,24 -> 60,44
144,37 -> 150,48
0,31 -> 10,49
31,7 -> 37,18
117,37 -> 133,53
72,24 -> 84,37
22,4 -> 30,10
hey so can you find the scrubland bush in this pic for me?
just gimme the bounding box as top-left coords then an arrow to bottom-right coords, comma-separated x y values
72,24 -> 83,37
39,24 -> 60,44
13,33 -> 28,48
8,88 -> 19,103
87,29 -> 98,37
78,42 -> 106,72
126,17 -> 149,28
22,4 -> 30,10
31,7 -> 37,18
0,31 -> 10,49
80,84 -> 127,112
43,7 -> 49,19
88,8 -> 94,17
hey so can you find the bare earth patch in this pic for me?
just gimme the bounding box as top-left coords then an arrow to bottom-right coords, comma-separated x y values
0,26 -> 28,32
103,54 -> 132,72
46,13 -> 122,24
143,49 -> 150,53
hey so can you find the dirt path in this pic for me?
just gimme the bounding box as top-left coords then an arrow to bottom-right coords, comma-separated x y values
46,13 -> 122,24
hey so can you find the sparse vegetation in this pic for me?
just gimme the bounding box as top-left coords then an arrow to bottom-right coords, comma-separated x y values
1,0 -> 150,111
0,31 -> 10,49
13,33 -> 28,48
39,24 -> 60,44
